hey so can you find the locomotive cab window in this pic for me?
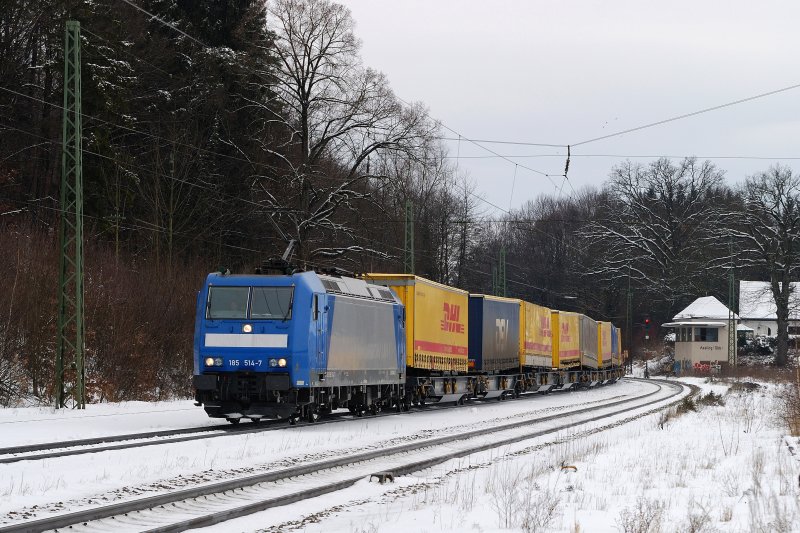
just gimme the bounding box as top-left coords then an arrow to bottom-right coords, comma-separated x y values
251,287 -> 294,320
207,287 -> 250,319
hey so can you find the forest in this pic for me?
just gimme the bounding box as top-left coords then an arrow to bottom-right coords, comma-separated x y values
2,0 -> 799,405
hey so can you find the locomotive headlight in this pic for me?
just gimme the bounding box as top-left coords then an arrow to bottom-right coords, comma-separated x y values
242,324 -> 253,333
278,358 -> 287,368
204,357 -> 215,367
269,358 -> 278,367
214,357 -> 223,366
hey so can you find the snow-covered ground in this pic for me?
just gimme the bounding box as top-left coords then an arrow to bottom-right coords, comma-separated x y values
0,400 -> 221,447
0,381 -> 647,525
206,377 -> 800,533
2,378 -> 798,532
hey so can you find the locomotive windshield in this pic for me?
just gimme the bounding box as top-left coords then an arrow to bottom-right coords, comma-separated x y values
206,286 -> 294,320
251,287 -> 293,320
206,287 -> 249,319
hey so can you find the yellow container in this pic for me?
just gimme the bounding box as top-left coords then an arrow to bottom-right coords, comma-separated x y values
551,310 -> 581,369
364,274 -> 469,372
521,301 -> 553,368
598,321 -> 613,369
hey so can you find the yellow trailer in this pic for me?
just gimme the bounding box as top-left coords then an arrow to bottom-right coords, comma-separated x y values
551,310 -> 581,369
598,321 -> 613,369
364,274 -> 469,372
521,301 -> 553,368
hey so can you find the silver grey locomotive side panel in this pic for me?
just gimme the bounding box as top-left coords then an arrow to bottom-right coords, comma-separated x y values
321,295 -> 403,386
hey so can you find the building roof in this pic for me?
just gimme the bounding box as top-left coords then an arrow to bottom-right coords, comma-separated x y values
738,280 -> 800,320
673,296 -> 738,320
662,321 -> 727,327
736,324 -> 754,331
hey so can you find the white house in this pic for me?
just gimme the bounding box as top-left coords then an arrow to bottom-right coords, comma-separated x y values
738,280 -> 800,338
662,296 -> 737,367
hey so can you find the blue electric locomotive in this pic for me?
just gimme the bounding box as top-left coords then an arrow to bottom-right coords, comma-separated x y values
192,271 -> 406,424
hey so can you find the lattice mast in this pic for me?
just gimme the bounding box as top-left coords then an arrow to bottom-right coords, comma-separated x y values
55,20 -> 85,409
727,240 -> 737,367
404,200 -> 414,274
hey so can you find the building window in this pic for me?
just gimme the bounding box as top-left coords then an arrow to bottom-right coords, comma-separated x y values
681,327 -> 689,342
694,327 -> 718,342
768,327 -> 772,336
789,326 -> 800,335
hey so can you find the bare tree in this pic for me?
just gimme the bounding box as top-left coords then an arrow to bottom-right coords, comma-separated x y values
262,0 -> 433,263
584,157 -> 726,306
729,166 -> 800,366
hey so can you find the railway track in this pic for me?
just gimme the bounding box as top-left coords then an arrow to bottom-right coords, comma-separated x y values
0,378 -> 690,533
0,381 -> 624,465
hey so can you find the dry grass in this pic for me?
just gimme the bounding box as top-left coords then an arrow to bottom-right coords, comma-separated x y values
719,365 -> 797,383
779,380 -> 800,436
0,223 -> 206,405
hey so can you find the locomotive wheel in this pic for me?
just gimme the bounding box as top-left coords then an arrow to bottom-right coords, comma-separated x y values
288,413 -> 300,425
402,397 -> 411,412
227,418 -> 240,425
355,405 -> 365,417
369,404 -> 378,415
306,408 -> 320,423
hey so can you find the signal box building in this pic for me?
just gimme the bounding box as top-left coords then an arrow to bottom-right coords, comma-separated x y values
662,296 -> 737,369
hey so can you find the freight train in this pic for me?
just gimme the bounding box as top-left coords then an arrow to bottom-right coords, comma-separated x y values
192,271 -> 624,424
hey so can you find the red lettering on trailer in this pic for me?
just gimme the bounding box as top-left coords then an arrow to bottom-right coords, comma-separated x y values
440,303 -> 465,333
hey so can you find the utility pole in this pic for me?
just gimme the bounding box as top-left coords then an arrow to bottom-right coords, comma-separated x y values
728,240 -> 737,368
626,264 -> 633,374
56,20 -> 85,409
404,199 -> 414,274
499,246 -> 506,297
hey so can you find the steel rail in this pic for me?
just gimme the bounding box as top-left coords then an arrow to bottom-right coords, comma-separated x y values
0,378 -> 688,533
148,380 -> 692,533
0,381 -> 623,465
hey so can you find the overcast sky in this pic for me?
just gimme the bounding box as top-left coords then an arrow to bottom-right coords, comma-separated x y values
337,0 -> 800,215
